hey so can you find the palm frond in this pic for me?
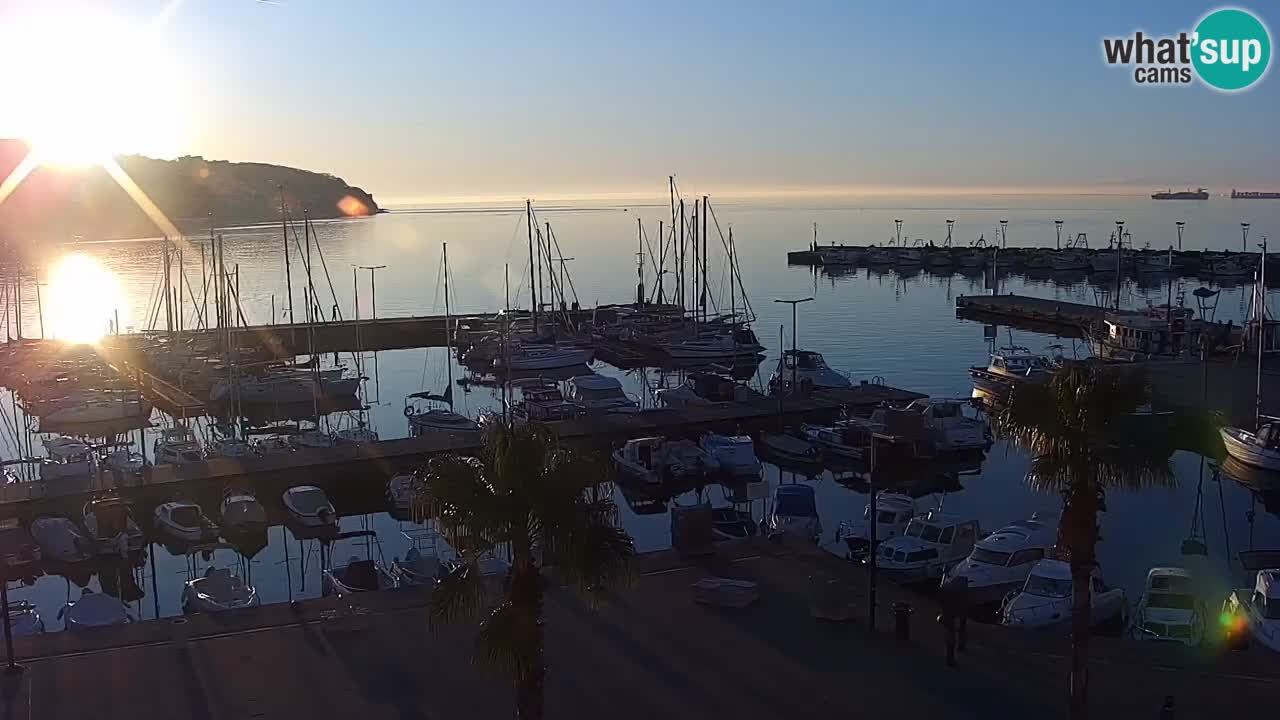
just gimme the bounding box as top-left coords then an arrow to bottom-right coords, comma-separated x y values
552,515 -> 636,605
472,600 -> 541,680
428,561 -> 490,629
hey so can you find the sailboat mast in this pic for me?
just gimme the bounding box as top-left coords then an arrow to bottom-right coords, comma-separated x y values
657,220 -> 665,304
701,194 -> 708,323
691,199 -> 699,320
729,226 -> 736,321
636,217 -> 644,306
678,198 -> 686,313
443,242 -> 453,408
280,187 -> 294,325
1258,239 -> 1267,429
527,199 -> 538,333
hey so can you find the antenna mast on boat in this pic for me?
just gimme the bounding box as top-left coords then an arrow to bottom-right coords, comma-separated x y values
526,199 -> 538,334
636,218 -> 644,306
279,186 -> 294,325
657,220 -> 666,304
1257,238 -> 1267,429
701,194 -> 709,324
691,199 -> 699,321
443,242 -> 454,410
729,226 -> 736,321
678,197 -> 686,313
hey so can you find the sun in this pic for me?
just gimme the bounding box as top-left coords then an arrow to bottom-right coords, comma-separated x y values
0,7 -> 188,166
47,254 -> 126,345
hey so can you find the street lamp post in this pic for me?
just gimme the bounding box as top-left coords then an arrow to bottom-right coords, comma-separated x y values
774,297 -> 814,393
1176,221 -> 1186,251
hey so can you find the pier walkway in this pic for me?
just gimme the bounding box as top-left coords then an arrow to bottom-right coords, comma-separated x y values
4,541 -> 1275,719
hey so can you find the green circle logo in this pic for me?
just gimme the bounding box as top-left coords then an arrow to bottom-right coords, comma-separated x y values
1193,8 -> 1271,91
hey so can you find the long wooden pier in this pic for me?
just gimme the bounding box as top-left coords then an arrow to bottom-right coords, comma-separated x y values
0,383 -> 925,519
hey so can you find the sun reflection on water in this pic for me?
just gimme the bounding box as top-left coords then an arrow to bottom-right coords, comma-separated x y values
47,254 -> 126,345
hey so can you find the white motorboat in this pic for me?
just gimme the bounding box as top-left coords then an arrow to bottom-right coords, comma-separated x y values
40,396 -> 152,425
391,528 -> 442,587
1000,559 -> 1127,629
494,345 -> 594,371
282,485 -> 338,529
871,511 -> 980,584
1132,567 -> 1206,646
968,346 -> 1055,393
103,447 -> 146,476
699,433 -> 761,476
566,375 -> 639,413
943,512 -> 1058,604
153,426 -> 205,466
30,515 -> 94,563
154,501 -> 219,543
660,327 -> 764,360
60,589 -> 132,630
1220,423 -> 1280,471
768,350 -> 851,394
387,473 -> 416,511
333,424 -> 380,445
655,372 -> 763,408
802,421 -> 875,461
611,437 -> 719,484
182,567 -> 260,613
835,492 -> 922,558
322,530 -> 398,596
405,394 -> 482,437
83,497 -> 145,555
209,436 -> 256,459
757,432 -> 822,464
513,384 -> 583,422
220,488 -> 267,533
7,600 -> 44,637
1223,566 -> 1280,653
40,436 -> 94,482
903,398 -> 992,452
768,484 -> 821,542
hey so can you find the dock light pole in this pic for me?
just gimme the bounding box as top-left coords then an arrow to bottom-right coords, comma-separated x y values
998,219 -> 1008,249
774,297 -> 813,393
867,431 -> 893,631
893,219 -> 903,246
1054,220 -> 1064,250
945,219 -> 954,247
1176,221 -> 1186,251
1242,223 -> 1251,253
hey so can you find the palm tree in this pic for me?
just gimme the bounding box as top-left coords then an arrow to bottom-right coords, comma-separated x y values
411,422 -> 635,720
993,363 -> 1175,720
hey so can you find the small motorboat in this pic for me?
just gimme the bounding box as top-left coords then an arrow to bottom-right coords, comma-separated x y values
654,372 -> 763,409
871,511 -> 981,584
1000,559 -> 1127,630
1223,564 -> 1280,653
660,327 -> 764,361
153,501 -> 220,543
711,507 -> 757,541
405,394 -> 482,437
943,512 -> 1058,605
387,473 -> 416,512
83,496 -> 145,555
0,520 -> 42,575
802,421 -> 875,461
968,346 -> 1054,394
60,588 -> 132,630
40,436 -> 94,482
322,530 -> 398,596
391,528 -> 442,586
282,485 -> 337,529
1220,421 -> 1280,472
767,349 -> 851,394
494,344 -> 594,371
7,600 -> 44,637
768,484 -> 822,542
611,437 -> 719,484
102,447 -> 146,476
758,432 -> 822,465
835,491 -> 922,558
566,374 -> 640,414
699,433 -> 762,477
1132,567 -> 1206,646
182,567 -> 260,613
30,515 -> 94,563
902,398 -> 992,453
153,426 -> 206,466
220,488 -> 267,534
209,436 -> 256,459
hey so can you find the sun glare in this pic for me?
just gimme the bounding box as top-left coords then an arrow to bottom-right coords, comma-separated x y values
0,8 -> 188,166
47,254 -> 126,345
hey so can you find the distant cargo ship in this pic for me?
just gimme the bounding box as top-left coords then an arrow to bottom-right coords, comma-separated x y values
1231,189 -> 1280,199
1151,188 -> 1209,200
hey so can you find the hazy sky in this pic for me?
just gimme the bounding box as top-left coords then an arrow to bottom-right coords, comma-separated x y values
3,0 -> 1278,201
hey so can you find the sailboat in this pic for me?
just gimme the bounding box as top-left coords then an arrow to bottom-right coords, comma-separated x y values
1221,241 -> 1280,470
406,243 -> 481,438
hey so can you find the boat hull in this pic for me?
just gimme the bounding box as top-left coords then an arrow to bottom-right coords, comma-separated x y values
1220,427 -> 1280,471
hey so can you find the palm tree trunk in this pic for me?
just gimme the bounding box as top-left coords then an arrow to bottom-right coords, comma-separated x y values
1061,479 -> 1100,720
512,566 -> 545,720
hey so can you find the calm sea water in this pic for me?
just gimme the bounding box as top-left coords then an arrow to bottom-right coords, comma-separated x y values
4,193 -> 1280,627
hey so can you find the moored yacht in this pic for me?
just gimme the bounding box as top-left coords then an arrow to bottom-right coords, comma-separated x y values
942,512 -> 1058,604
1220,419 -> 1280,472
698,433 -> 761,476
82,496 -> 144,555
494,344 -> 594,371
655,372 -> 762,408
322,530 -> 398,596
801,420 -> 876,461
153,426 -> 206,466
1132,567 -> 1206,646
835,491 -> 922,558
220,488 -> 267,534
768,484 -> 821,542
40,436 -> 95,482
768,350 -> 851,394
282,485 -> 338,529
968,346 -> 1054,393
870,511 -> 979,584
405,394 -> 482,437
660,327 -> 764,361
903,398 -> 992,452
61,589 -> 132,630
183,567 -> 260,613
1000,559 -> 1127,629
1223,564 -> 1280,653
611,437 -> 719,484
154,501 -> 219,543
566,375 -> 639,414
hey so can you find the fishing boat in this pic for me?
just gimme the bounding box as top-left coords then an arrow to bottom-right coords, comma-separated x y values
942,512 -> 1058,605
220,488 -> 267,533
322,530 -> 398,596
968,346 -> 1055,393
611,437 -> 719,484
1222,423 -> 1280,471
40,436 -> 94,482
282,485 -> 338,529
655,372 -> 763,408
660,327 -> 764,361
767,349 -> 851,393
153,426 -> 206,466
699,433 -> 762,476
767,484 -> 821,542
835,492 -> 923,558
566,374 -> 640,413
182,567 -> 260,613
60,589 -> 132,630
82,496 -> 144,555
391,528 -> 442,587
30,515 -> 93,563
153,501 -> 220,543
1131,567 -> 1206,646
871,511 -> 980,584
1000,559 -> 1127,629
